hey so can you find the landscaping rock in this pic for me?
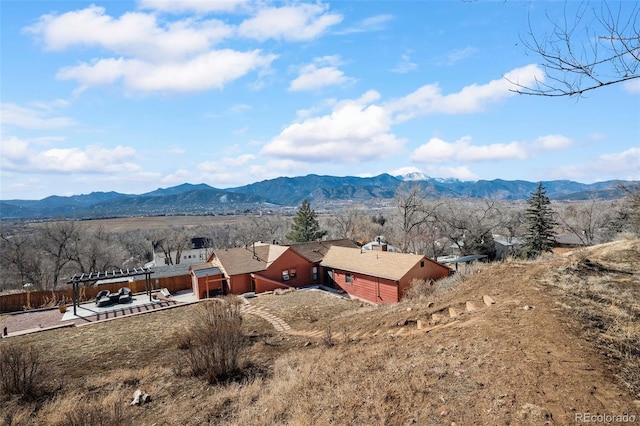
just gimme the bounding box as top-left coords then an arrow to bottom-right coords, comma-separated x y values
483,295 -> 496,306
131,389 -> 151,406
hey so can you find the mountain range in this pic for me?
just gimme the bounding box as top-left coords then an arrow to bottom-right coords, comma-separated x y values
0,174 -> 633,220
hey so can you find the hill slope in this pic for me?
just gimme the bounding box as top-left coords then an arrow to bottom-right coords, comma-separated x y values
1,240 -> 638,425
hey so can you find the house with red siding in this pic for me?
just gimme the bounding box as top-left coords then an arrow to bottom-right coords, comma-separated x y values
320,246 -> 452,304
288,239 -> 359,286
189,264 -> 225,299
201,243 -> 314,295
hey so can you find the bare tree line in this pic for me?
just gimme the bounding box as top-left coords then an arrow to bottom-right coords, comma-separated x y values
1,185 -> 637,291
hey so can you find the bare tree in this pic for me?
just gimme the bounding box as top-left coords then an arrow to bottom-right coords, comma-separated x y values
118,229 -> 155,265
556,199 -> 613,245
0,232 -> 45,290
511,1 -> 639,97
330,206 -> 362,240
496,202 -> 527,242
435,199 -> 501,258
152,228 -> 191,265
39,221 -> 82,289
245,215 -> 289,244
391,184 -> 439,253
612,182 -> 640,235
67,226 -> 128,272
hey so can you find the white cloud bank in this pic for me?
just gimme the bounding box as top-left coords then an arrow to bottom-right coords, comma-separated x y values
1,136 -> 140,174
411,136 -> 527,163
264,64 -> 545,165
262,90 -> 404,162
24,3 -> 341,93
411,133 -> 573,164
555,147 -> 640,182
238,3 -> 342,41
138,0 -> 251,14
389,64 -> 544,122
57,50 -> 277,93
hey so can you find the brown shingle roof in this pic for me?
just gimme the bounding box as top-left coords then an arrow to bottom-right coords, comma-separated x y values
320,246 -> 432,281
212,243 -> 288,276
288,239 -> 359,263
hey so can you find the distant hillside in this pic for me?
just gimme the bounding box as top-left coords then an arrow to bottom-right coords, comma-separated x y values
0,175 -> 634,220
0,185 -> 269,220
228,174 -> 401,205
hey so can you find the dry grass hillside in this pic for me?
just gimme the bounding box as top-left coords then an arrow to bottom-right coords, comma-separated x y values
1,239 -> 639,425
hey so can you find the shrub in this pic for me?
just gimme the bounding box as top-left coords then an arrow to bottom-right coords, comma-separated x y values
322,326 -> 334,348
402,279 -> 434,301
185,297 -> 247,384
0,343 -> 41,397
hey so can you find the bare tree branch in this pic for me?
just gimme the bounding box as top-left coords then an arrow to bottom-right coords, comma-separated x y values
508,1 -> 640,97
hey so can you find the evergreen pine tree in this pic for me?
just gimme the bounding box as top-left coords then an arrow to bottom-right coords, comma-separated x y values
286,199 -> 327,243
524,183 -> 557,257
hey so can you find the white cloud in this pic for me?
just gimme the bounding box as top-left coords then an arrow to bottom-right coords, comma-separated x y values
440,47 -> 478,66
289,57 -> 354,91
0,136 -> 140,174
262,90 -> 404,163
238,3 -> 342,41
435,165 -> 478,181
138,0 -> 250,14
389,64 -> 545,122
411,136 -> 528,163
57,50 -> 277,93
391,53 -> 418,74
336,14 -> 393,34
248,159 -> 311,182
0,103 -> 77,129
412,133 -> 574,165
534,134 -> 572,151
25,5 -> 233,61
265,65 -> 547,166
25,5 -> 281,93
549,147 -> 640,182
195,155 -> 304,188
390,166 -> 424,176
159,169 -> 194,186
623,79 -> 640,93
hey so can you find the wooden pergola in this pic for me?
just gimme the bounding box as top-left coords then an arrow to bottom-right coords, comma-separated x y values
66,267 -> 154,316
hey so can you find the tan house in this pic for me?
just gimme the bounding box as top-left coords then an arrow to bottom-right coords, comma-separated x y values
320,246 -> 452,304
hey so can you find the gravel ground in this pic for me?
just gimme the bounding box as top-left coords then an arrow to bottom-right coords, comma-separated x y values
1,309 -> 64,336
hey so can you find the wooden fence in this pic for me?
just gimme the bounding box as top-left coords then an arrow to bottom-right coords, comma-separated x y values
0,274 -> 193,314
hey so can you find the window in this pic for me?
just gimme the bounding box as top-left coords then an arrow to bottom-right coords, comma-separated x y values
312,266 -> 318,280
282,270 -> 290,281
290,268 -> 297,278
420,261 -> 425,267
345,273 -> 352,284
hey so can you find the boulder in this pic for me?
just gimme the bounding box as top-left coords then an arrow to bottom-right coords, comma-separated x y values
131,389 -> 152,406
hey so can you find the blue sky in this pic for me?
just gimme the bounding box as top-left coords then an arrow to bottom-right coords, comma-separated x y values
1,0 -> 638,200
